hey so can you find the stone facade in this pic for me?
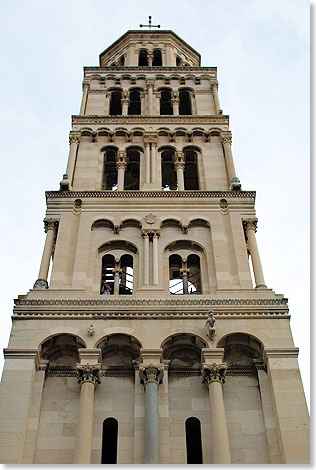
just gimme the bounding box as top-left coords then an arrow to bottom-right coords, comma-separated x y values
0,29 -> 309,464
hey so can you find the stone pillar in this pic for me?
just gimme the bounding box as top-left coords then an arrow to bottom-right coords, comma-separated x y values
140,91 -> 145,114
243,218 -> 267,289
263,348 -> 310,464
80,80 -> 89,115
152,231 -> 160,285
121,94 -> 129,115
174,151 -> 185,191
212,81 -> 220,115
180,267 -> 190,294
104,91 -> 110,115
73,349 -> 102,465
116,150 -> 127,191
202,362 -> 231,464
147,80 -> 154,115
142,231 -> 150,285
148,53 -> 153,67
221,132 -> 241,190
33,218 -> 59,289
145,142 -> 151,184
151,142 -> 157,184
139,349 -> 164,464
112,266 -> 122,295
172,96 -> 180,115
60,132 -> 80,190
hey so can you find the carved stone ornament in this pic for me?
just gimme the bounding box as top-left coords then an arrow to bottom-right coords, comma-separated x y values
33,279 -> 48,290
174,161 -> 185,171
205,310 -> 216,340
221,132 -> 232,145
243,218 -> 258,233
88,324 -> 95,336
145,213 -> 157,224
139,363 -> 164,386
44,218 -> 59,233
201,362 -> 228,385
76,363 -> 102,386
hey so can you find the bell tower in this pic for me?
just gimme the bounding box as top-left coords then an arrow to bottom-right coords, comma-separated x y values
0,25 -> 309,464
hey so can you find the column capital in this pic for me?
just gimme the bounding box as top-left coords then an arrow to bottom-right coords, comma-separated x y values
243,218 -> 258,233
211,81 -> 219,92
121,98 -> 130,105
174,160 -> 185,171
69,132 -> 81,145
76,363 -> 102,386
142,230 -> 150,238
116,150 -> 127,170
82,80 -> 90,90
201,362 -> 228,385
139,364 -> 164,386
152,230 -> 160,238
171,97 -> 180,105
221,131 -> 232,145
146,79 -> 155,89
144,132 -> 158,145
43,218 -> 59,233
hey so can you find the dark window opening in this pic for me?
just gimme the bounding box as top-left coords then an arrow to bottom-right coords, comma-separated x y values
102,418 -> 118,464
138,50 -> 148,66
102,148 -> 118,190
176,57 -> 182,66
187,254 -> 202,294
101,254 -> 115,295
179,89 -> 192,115
160,89 -> 173,115
109,90 -> 122,115
185,417 -> 203,464
161,149 -> 177,190
128,90 -> 141,115
169,254 -> 183,294
153,49 -> 162,66
119,55 -> 125,66
184,150 -> 199,189
124,150 -> 140,190
120,254 -> 133,295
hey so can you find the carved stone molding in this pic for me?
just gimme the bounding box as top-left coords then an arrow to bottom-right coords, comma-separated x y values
263,348 -> 299,360
221,131 -> 232,145
69,132 -> 81,145
72,115 -> 229,125
201,362 -> 228,385
76,363 -> 102,386
243,218 -> 258,233
43,218 -> 59,233
139,364 -> 164,386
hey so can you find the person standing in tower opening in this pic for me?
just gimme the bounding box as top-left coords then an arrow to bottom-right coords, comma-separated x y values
101,283 -> 112,295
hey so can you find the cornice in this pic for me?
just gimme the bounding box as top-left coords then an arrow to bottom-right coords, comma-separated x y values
72,115 -> 229,125
85,66 -> 216,73
46,190 -> 256,201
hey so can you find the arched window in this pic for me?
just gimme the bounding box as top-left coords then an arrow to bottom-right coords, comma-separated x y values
168,252 -> 202,294
120,254 -> 133,295
169,254 -> 182,294
128,89 -> 141,115
161,149 -> 177,190
100,251 -> 134,295
184,149 -> 199,190
124,149 -> 140,190
185,417 -> 203,464
187,254 -> 201,294
102,147 -> 118,190
109,90 -> 122,115
179,89 -> 192,115
102,418 -> 118,464
176,56 -> 182,66
138,49 -> 148,66
160,89 -> 173,115
101,254 -> 115,295
119,55 -> 125,66
153,49 -> 162,66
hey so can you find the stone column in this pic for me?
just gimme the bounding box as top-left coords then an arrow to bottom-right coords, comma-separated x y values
243,218 -> 267,289
116,150 -> 127,191
180,267 -> 190,294
152,231 -> 160,285
121,94 -> 129,115
212,81 -> 220,115
104,91 -> 110,115
172,96 -> 180,115
151,142 -> 157,184
80,80 -> 89,115
112,266 -> 122,295
139,349 -> 164,464
33,218 -> 59,289
202,362 -> 231,464
221,132 -> 241,190
140,91 -> 145,114
147,80 -> 154,115
73,349 -> 102,465
60,132 -> 80,190
145,142 -> 151,184
174,151 -> 185,191
148,53 -> 153,67
142,231 -> 150,285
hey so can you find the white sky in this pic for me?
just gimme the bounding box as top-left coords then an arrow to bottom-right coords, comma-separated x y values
0,0 -> 310,409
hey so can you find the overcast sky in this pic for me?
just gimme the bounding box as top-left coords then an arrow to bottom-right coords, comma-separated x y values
0,0 -> 310,407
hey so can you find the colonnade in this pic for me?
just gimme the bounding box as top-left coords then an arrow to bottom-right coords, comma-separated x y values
72,347 -> 231,464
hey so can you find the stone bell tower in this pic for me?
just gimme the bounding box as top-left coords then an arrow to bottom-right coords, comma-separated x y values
0,25 -> 309,464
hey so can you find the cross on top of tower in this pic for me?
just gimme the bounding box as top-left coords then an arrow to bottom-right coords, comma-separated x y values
140,16 -> 160,29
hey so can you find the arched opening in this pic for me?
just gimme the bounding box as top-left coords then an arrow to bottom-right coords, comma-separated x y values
218,333 -> 264,372
97,334 -> 142,372
161,148 -> 177,190
138,49 -> 148,66
40,334 -> 86,370
109,90 -> 122,115
162,333 -> 207,371
187,254 -> 202,294
169,254 -> 183,294
102,147 -> 118,190
102,418 -> 118,464
185,417 -> 203,464
128,89 -> 141,115
176,56 -> 182,66
153,49 -> 162,66
119,55 -> 125,66
124,149 -> 140,190
160,89 -> 173,115
101,254 -> 115,295
179,89 -> 192,115
120,254 -> 133,295
184,149 -> 199,190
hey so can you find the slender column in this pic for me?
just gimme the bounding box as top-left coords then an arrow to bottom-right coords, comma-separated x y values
60,133 -> 80,190
140,91 -> 145,114
147,80 -> 154,115
202,363 -> 231,464
73,363 -> 102,464
112,266 -> 122,295
151,142 -> 157,184
172,97 -> 180,115
33,218 -> 59,289
174,151 -> 185,190
145,142 -> 151,184
104,91 -> 110,115
212,81 -> 220,115
152,231 -> 160,285
243,218 -> 267,288
121,94 -> 129,115
80,80 -> 89,115
148,53 -> 153,67
139,361 -> 164,464
180,267 -> 190,294
116,150 -> 127,190
142,231 -> 150,285
221,132 -> 241,190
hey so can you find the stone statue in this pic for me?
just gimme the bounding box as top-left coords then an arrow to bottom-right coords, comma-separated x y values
205,310 -> 216,340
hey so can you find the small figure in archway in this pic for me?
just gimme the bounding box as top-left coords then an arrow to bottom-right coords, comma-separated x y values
101,283 -> 112,295
205,310 -> 216,340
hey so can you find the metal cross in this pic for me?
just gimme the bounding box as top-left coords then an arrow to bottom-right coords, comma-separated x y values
140,16 -> 160,29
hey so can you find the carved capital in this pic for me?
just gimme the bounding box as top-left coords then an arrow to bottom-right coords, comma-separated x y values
69,132 -> 81,146
121,98 -> 130,105
211,81 -> 218,92
146,79 -> 155,89
221,131 -> 232,145
142,230 -> 150,239
201,362 -> 227,385
76,363 -> 102,386
112,267 -> 122,276
143,132 -> 158,145
243,218 -> 258,233
152,230 -> 160,239
174,161 -> 185,171
82,80 -> 90,91
139,363 -> 164,386
116,150 -> 127,170
171,97 -> 180,105
179,267 -> 190,277
44,218 -> 59,233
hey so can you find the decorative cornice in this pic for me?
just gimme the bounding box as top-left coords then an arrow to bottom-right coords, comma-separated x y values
264,348 -> 299,360
72,115 -> 229,125
3,349 -> 49,370
46,190 -> 256,200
